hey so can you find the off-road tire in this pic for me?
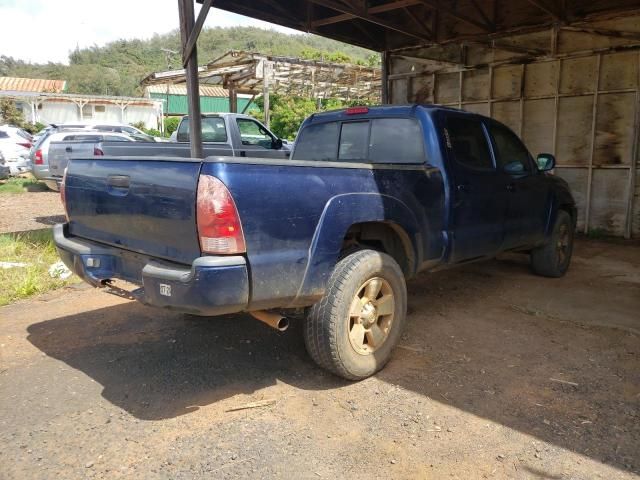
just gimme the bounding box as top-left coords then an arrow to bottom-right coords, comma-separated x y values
530,210 -> 574,278
303,249 -> 407,380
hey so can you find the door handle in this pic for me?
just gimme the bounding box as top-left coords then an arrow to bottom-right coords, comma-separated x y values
107,175 -> 130,189
506,183 -> 515,192
239,151 -> 246,157
65,146 -> 72,152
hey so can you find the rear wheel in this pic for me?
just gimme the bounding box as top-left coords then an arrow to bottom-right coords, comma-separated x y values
303,249 -> 407,380
530,210 -> 574,277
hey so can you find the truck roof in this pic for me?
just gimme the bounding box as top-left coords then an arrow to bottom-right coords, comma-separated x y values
304,104 -> 469,124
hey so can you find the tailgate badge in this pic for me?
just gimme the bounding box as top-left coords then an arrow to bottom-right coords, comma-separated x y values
159,284 -> 172,297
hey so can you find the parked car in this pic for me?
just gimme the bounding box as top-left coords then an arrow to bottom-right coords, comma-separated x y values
54,105 -> 576,380
89,123 -> 157,142
0,127 -> 31,175
98,113 -> 291,158
0,151 -> 11,179
47,131 -> 143,187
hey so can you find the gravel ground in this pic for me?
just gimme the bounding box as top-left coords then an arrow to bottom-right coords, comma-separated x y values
0,192 -> 65,234
0,238 -> 638,479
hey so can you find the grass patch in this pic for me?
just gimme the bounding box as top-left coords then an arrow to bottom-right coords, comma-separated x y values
0,175 -> 49,194
0,229 -> 78,306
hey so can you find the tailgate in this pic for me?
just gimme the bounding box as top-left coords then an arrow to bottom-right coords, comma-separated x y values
48,141 -> 94,177
65,157 -> 203,264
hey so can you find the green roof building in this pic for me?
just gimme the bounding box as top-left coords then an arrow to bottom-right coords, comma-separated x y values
144,84 -> 256,116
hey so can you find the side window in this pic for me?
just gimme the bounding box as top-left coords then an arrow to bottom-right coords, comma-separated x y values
445,116 -> 494,170
489,123 -> 533,174
338,121 -> 369,161
236,118 -> 274,149
104,135 -> 129,142
369,118 -> 425,164
177,117 -> 227,142
292,122 -> 339,161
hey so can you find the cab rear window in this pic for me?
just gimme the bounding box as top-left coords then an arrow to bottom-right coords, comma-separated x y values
293,117 -> 425,164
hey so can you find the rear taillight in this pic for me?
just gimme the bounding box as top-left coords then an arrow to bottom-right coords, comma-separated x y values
18,142 -> 31,149
60,167 -> 69,221
34,149 -> 43,165
93,147 -> 104,156
196,175 -> 245,254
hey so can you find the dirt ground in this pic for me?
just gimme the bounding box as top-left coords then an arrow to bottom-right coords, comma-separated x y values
0,191 -> 65,234
0,238 -> 638,479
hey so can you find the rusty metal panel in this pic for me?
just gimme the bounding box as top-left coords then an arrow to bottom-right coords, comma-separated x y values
523,98 -> 555,157
556,168 -> 589,230
492,101 -> 521,133
435,72 -> 460,104
492,65 -> 522,99
595,93 -> 636,166
556,96 -> 594,166
633,169 -> 640,236
599,52 -> 639,91
589,169 -> 630,235
462,69 -> 490,102
463,103 -> 490,116
524,61 -> 558,98
560,57 -> 598,95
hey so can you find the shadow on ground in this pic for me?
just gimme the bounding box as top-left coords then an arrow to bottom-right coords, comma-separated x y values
27,243 -> 639,473
35,215 -> 66,226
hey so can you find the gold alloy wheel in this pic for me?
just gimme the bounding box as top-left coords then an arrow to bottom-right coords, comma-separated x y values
348,277 -> 395,355
557,223 -> 570,265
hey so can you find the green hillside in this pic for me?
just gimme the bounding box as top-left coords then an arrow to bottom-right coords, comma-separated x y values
0,27 -> 376,97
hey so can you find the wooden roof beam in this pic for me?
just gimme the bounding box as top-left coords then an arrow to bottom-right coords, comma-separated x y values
416,0 -> 493,32
308,0 -> 431,42
311,0 -> 424,26
522,0 -> 564,22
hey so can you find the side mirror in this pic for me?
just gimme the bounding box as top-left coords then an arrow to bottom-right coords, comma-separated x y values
503,160 -> 526,175
536,153 -> 555,171
272,138 -> 283,150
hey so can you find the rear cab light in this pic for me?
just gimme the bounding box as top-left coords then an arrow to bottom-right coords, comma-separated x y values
345,106 -> 369,115
196,175 -> 246,255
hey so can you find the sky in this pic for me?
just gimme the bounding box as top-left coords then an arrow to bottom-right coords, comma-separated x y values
0,0 -> 297,64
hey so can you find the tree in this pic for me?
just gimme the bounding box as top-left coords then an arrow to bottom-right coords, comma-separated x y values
164,117 -> 180,136
0,99 -> 26,127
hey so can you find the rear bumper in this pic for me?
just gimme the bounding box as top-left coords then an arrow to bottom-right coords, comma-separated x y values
54,224 -> 249,316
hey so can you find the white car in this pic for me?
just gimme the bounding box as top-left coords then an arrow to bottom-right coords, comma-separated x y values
0,126 -> 32,175
0,151 -> 11,179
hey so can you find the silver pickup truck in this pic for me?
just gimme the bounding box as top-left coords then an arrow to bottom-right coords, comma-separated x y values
47,132 -> 141,188
96,113 -> 292,159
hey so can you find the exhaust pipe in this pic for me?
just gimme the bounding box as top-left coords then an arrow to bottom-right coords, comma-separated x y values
250,310 -> 289,331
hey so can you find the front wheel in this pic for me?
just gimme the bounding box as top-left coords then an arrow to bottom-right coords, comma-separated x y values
530,210 -> 574,277
303,249 -> 407,380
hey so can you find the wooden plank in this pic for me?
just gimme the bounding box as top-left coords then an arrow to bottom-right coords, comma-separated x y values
599,51 -> 639,91
589,169 -> 630,235
524,60 -> 558,98
492,100 -> 520,132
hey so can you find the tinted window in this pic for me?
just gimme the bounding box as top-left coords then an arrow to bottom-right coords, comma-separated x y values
63,135 -> 102,142
369,118 -> 424,164
104,135 -> 130,142
293,122 -> 339,161
489,123 -> 532,174
94,125 -> 120,132
445,117 -> 493,170
177,117 -> 227,143
338,121 -> 369,161
236,118 -> 274,149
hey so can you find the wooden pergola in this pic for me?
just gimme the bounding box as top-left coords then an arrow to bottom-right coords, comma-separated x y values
141,50 -> 381,126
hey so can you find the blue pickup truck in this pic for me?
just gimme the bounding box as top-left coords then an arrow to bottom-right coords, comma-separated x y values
54,105 -> 576,380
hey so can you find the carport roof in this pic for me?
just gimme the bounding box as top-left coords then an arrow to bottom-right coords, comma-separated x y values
207,0 -> 640,52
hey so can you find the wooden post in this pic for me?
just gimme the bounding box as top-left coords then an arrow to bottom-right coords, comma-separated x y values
178,0 -> 203,158
228,81 -> 237,113
381,51 -> 389,104
263,60 -> 270,127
